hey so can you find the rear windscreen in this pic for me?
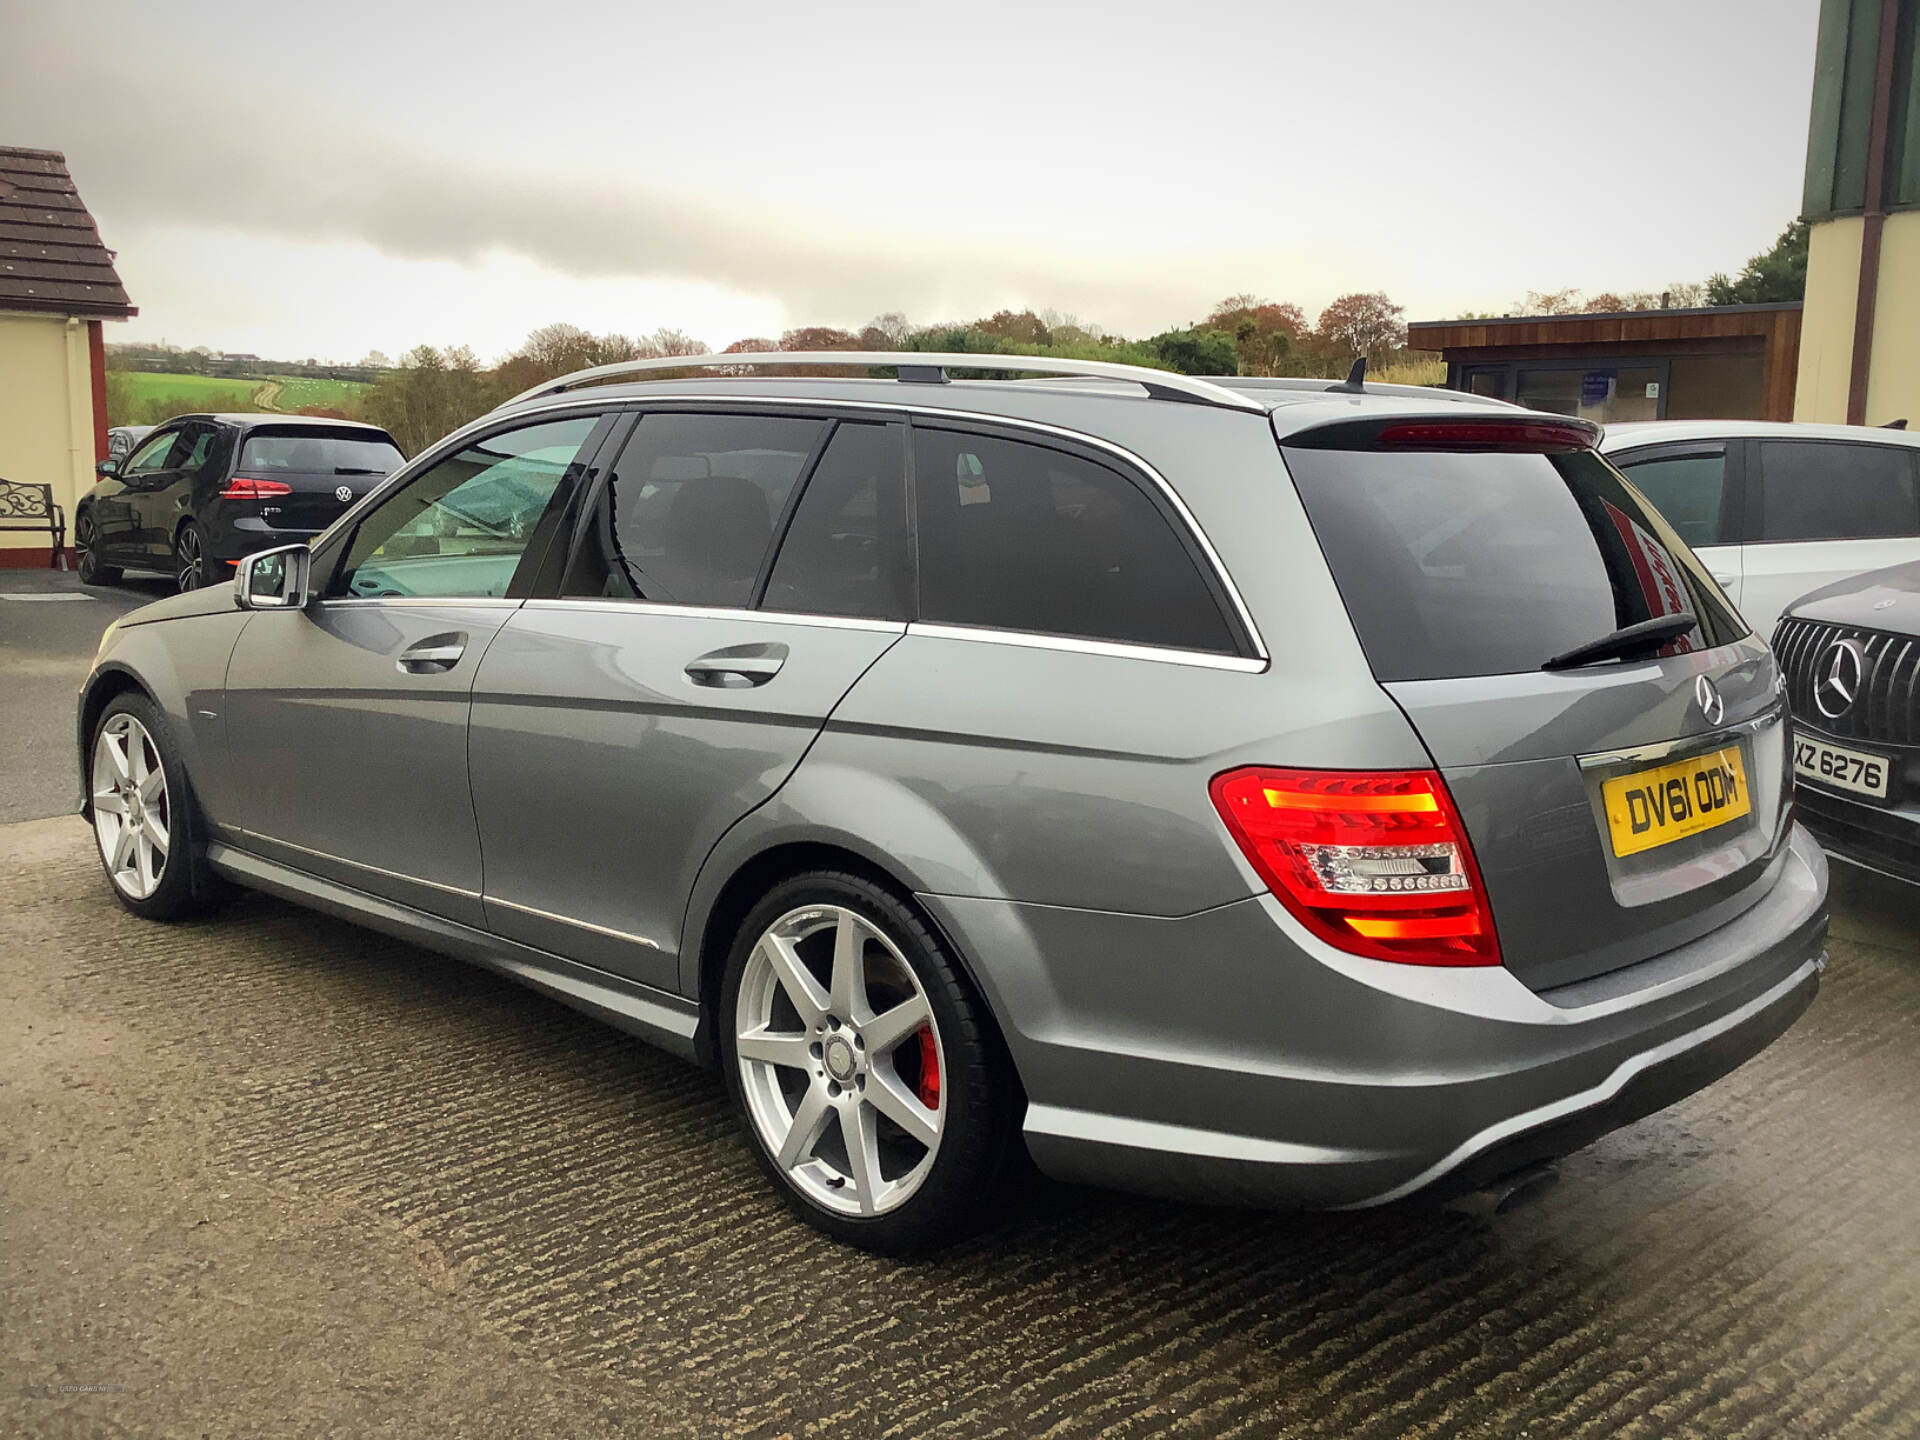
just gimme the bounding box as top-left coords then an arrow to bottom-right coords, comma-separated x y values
238,430 -> 403,475
1281,445 -> 1747,682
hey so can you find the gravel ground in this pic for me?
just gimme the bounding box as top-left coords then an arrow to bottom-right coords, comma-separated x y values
4,813 -> 1919,1438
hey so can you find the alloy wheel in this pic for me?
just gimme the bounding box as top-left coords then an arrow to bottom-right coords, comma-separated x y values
76,515 -> 97,578
176,527 -> 204,591
91,713 -> 171,900
734,904 -> 945,1217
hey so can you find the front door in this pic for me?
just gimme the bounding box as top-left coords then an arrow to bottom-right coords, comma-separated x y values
468,409 -> 909,990
220,411 -> 611,925
130,420 -> 221,568
93,426 -> 183,560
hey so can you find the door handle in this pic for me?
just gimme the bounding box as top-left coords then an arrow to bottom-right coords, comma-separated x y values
396,633 -> 468,674
685,642 -> 788,688
1710,571 -> 1737,587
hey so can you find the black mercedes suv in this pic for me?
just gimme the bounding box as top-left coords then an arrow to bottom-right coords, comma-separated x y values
76,414 -> 403,591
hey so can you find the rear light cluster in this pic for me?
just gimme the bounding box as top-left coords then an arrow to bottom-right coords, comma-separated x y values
219,477 -> 293,500
1209,767 -> 1502,967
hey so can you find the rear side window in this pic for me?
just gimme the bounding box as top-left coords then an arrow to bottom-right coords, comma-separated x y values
762,421 -> 908,619
1283,444 -> 1746,681
1614,449 -> 1727,548
564,412 -> 826,607
239,428 -> 403,476
910,427 -> 1236,653
1757,440 -> 1920,542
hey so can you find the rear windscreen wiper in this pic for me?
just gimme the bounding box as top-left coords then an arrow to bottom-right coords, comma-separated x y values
1541,613 -> 1699,671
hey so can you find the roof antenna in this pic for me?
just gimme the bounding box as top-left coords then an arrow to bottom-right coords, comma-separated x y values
1328,356 -> 1367,394
1882,417 -> 1908,429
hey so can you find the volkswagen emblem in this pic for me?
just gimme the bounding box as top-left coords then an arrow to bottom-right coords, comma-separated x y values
335,485 -> 354,503
1694,673 -> 1725,727
1814,638 -> 1865,720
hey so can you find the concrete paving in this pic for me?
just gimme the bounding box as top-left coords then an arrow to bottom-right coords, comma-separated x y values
4,810 -> 1918,1439
0,569 -> 169,824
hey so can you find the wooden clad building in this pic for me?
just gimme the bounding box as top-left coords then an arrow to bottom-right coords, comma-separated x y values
1407,302 -> 1803,425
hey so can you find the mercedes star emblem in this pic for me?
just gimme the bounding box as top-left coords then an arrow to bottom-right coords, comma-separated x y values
335,485 -> 354,503
1814,639 -> 1865,720
1694,673 -> 1725,727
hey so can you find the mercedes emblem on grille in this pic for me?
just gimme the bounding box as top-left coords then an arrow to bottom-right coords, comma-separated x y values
1694,673 -> 1725,727
335,485 -> 354,503
1814,638 -> 1865,720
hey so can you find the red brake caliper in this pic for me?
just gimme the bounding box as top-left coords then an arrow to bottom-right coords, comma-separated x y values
914,1025 -> 941,1109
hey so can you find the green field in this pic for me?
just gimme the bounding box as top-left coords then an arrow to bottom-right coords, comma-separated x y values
107,370 -> 373,427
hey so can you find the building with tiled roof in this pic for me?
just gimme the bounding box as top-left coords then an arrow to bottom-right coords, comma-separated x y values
0,146 -> 136,565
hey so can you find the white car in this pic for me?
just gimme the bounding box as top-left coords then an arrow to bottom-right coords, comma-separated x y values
1600,420 -> 1920,641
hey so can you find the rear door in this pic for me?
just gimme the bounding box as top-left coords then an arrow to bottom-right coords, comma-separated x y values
467,408 -> 909,991
1281,420 -> 1790,992
1609,441 -> 1744,609
1742,437 -> 1920,640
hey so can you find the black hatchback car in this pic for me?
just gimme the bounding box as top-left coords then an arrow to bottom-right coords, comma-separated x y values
76,414 -> 404,591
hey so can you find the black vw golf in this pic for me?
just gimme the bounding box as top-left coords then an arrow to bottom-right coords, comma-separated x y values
75,414 -> 403,591
1775,558 -> 1920,885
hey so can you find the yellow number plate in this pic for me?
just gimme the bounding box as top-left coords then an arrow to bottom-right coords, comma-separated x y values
1601,745 -> 1751,858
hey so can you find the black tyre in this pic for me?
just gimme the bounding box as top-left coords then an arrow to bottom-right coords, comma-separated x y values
720,870 -> 1024,1255
87,692 -> 231,921
174,521 -> 210,592
74,511 -> 121,586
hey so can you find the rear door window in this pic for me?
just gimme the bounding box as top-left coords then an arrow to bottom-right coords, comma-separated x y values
1756,440 -> 1920,541
563,412 -> 826,608
239,429 -> 404,477
1282,442 -> 1746,681
761,420 -> 908,619
1613,447 -> 1728,548
910,426 -> 1237,653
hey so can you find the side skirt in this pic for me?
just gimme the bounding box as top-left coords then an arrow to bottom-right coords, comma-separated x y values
206,842 -> 702,1063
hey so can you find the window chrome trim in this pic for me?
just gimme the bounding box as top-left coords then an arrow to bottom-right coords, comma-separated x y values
233,827 -> 480,900
906,622 -> 1269,673
486,894 -> 663,950
519,597 -> 906,634
550,393 -> 1269,662
313,597 -> 525,610
1577,703 -> 1786,771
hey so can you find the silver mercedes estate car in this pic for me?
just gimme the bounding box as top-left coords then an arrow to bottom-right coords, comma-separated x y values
78,352 -> 1829,1252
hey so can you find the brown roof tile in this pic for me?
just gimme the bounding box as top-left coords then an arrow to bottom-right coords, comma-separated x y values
0,147 -> 135,319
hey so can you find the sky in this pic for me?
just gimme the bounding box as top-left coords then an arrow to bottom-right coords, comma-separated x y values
3,0 -> 1822,363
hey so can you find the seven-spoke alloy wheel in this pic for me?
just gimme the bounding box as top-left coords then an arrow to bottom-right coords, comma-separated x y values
735,903 -> 946,1218
721,872 -> 1023,1254
91,711 -> 171,900
174,522 -> 208,592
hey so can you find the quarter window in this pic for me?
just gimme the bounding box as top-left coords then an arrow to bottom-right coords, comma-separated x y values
1758,440 -> 1920,542
563,412 -> 826,608
762,421 -> 908,619
1615,449 -> 1727,548
331,415 -> 601,600
911,427 -> 1236,653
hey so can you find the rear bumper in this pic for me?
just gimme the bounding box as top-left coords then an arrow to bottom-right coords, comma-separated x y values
207,516 -> 325,565
1795,782 -> 1920,887
925,824 -> 1829,1209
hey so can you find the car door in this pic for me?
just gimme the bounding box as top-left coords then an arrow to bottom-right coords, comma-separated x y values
134,421 -> 223,566
1743,437 -> 1920,639
1610,441 -> 1745,611
467,408 -> 910,991
220,410 -> 614,926
94,426 -> 183,558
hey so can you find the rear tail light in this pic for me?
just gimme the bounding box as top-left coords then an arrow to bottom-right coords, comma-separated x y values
1375,420 -> 1597,453
1209,767 -> 1502,966
219,477 -> 293,499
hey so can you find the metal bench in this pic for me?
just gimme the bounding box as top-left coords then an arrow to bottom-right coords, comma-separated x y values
0,479 -> 67,569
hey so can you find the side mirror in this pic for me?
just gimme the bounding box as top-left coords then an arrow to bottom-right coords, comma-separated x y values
234,543 -> 312,610
96,458 -> 119,477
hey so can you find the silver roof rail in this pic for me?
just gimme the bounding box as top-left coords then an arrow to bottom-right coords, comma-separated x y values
501,351 -> 1265,413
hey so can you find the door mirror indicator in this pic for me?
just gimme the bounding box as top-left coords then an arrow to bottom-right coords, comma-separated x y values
234,543 -> 312,611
